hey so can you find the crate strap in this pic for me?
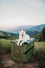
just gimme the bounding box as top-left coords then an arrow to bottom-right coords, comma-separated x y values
24,45 -> 34,54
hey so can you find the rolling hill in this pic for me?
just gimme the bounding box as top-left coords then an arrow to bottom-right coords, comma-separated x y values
9,24 -> 45,34
0,24 -> 45,36
0,31 -> 16,39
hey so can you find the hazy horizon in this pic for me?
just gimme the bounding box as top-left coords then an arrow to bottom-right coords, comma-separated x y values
0,0 -> 45,30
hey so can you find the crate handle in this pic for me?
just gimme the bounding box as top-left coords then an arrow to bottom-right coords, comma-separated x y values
24,45 -> 34,54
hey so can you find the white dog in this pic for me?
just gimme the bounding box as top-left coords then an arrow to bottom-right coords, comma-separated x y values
17,29 -> 30,46
11,29 -> 35,46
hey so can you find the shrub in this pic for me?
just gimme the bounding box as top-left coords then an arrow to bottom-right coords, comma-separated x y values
0,39 -> 11,54
34,50 -> 41,56
41,27 -> 45,41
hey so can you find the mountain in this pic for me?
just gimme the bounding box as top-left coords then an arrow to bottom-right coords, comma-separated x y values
0,31 -> 16,39
9,25 -> 33,33
26,31 -> 40,36
29,24 -> 45,31
0,24 -> 45,36
0,31 -> 16,36
9,24 -> 45,34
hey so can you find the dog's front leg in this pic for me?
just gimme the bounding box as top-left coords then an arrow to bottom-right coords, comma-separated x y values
20,41 -> 24,46
17,39 -> 20,45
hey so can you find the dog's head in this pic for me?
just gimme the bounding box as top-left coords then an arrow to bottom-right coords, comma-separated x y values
19,29 -> 25,38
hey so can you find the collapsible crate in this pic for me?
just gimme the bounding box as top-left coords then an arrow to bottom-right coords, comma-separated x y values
11,41 -> 34,62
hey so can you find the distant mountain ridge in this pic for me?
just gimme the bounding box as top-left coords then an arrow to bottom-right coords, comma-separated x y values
29,24 -> 45,31
10,25 -> 33,33
0,24 -> 45,36
9,24 -> 45,34
0,31 -> 16,36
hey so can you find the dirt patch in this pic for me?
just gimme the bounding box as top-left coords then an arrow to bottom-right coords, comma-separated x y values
0,50 -> 45,68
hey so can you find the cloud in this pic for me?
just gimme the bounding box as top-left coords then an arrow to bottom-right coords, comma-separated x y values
0,0 -> 45,29
0,0 -> 43,7
17,0 -> 43,7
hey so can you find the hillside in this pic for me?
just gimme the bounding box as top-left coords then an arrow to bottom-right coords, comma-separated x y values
0,31 -> 18,39
8,24 -> 45,34
0,24 -> 45,37
0,39 -> 45,68
0,30 -> 40,38
0,31 -> 15,36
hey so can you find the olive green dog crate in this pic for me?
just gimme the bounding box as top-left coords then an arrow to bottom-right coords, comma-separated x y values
11,42 -> 34,62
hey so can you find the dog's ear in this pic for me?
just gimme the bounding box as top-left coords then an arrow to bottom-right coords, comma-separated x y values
23,29 -> 25,31
20,29 -> 21,31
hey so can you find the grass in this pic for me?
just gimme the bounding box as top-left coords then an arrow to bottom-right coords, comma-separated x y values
0,39 -> 11,53
33,41 -> 45,56
0,38 -> 45,54
0,35 -> 18,54
34,42 -> 45,50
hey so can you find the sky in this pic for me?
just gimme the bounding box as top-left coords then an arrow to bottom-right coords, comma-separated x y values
0,0 -> 45,30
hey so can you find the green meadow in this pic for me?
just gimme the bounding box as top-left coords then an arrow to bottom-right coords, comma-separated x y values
0,39 -> 11,53
34,42 -> 45,50
0,39 -> 45,54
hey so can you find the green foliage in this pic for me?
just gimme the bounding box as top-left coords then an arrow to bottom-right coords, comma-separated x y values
38,27 -> 45,42
0,34 -> 18,54
38,34 -> 42,41
26,31 -> 40,36
34,42 -> 45,50
0,35 -> 11,39
34,50 -> 41,56
0,39 -> 11,53
0,31 -> 18,40
34,42 -> 45,56
41,27 -> 45,41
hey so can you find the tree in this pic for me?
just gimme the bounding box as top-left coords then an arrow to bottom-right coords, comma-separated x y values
41,27 -> 45,41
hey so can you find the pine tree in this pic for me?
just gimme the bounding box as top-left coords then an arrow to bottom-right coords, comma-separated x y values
41,27 -> 45,41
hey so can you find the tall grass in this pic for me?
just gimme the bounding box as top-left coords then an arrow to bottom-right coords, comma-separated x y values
0,38 -> 45,54
33,42 -> 45,56
0,39 -> 11,53
34,42 -> 45,50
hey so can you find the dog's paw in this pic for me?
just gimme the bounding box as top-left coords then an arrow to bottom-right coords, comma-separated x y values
17,43 -> 19,46
20,44 -> 22,46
